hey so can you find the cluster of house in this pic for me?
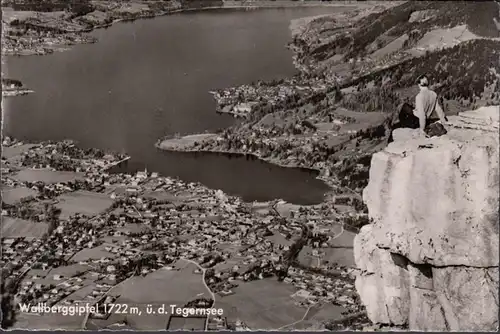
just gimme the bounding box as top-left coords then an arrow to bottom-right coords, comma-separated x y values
1,77 -> 33,97
210,75 -> 335,117
2,22 -> 95,56
1,140 -> 360,327
193,123 -> 341,176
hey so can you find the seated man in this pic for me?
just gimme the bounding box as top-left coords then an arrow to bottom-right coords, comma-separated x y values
388,74 -> 448,143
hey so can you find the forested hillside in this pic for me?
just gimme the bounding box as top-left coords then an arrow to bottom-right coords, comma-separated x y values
305,1 -> 500,64
340,39 -> 500,113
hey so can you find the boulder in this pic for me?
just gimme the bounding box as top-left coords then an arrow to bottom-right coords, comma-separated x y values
407,263 -> 448,331
433,266 -> 499,331
391,128 -> 422,142
354,106 -> 499,331
354,225 -> 410,325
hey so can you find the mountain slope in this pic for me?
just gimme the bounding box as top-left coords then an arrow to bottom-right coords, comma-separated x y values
297,1 -> 500,69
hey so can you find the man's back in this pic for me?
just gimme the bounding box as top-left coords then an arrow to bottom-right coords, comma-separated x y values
414,87 -> 438,119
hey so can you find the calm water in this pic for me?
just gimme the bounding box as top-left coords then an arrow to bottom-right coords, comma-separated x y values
3,7 -> 347,204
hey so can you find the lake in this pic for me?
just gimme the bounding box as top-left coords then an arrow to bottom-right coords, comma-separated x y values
3,7 -> 348,204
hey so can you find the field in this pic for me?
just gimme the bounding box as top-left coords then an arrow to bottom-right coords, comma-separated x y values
45,263 -> 92,279
213,255 -> 248,272
298,247 -> 356,268
55,190 -> 114,220
142,191 -> 194,202
407,25 -> 486,56
329,229 -> 356,248
157,134 -> 217,151
2,187 -> 37,205
370,34 -> 408,60
323,247 -> 355,268
12,169 -> 85,184
14,312 -> 85,330
63,283 -> 98,302
293,303 -> 347,330
70,244 -> 118,263
167,316 -> 206,331
274,202 -> 304,217
220,278 -> 306,330
35,265 -> 92,287
1,217 -> 48,238
2,144 -> 38,160
91,260 -> 208,330
1,8 -> 39,24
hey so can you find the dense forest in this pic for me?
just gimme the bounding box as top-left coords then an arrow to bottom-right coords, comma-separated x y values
342,39 -> 500,112
260,38 -> 500,118
1,79 -> 23,88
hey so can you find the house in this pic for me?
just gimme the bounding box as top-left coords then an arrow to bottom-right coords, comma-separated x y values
2,78 -> 22,89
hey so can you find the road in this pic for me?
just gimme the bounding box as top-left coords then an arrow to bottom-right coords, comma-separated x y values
271,204 -> 348,331
77,204 -> 216,330
276,304 -> 315,331
78,257 -> 214,330
178,258 -> 216,331
80,266 -> 137,329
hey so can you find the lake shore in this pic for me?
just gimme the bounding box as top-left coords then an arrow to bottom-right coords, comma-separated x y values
1,1 -> 379,57
155,3 -> 393,201
155,134 -> 328,181
1,5 -> 388,329
155,103 -> 389,198
4,2 -> 500,330
1,79 -> 34,97
2,137 -> 369,330
2,88 -> 34,97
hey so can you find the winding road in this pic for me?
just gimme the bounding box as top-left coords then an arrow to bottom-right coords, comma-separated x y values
178,258 -> 216,331
80,266 -> 138,329
276,304 -> 315,331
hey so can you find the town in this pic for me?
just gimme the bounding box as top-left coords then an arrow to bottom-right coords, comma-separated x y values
2,138 -> 364,330
1,1 -> 183,56
3,0 -> 499,331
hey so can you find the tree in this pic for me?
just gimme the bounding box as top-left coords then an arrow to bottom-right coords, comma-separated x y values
1,273 -> 16,329
45,205 -> 61,235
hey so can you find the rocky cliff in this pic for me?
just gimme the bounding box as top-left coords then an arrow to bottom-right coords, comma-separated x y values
354,106 -> 499,331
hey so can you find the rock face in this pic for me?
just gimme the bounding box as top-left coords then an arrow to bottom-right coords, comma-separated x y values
354,106 -> 499,331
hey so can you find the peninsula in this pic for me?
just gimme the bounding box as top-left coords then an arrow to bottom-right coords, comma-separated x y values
2,0 -> 499,331
158,0 -> 500,204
